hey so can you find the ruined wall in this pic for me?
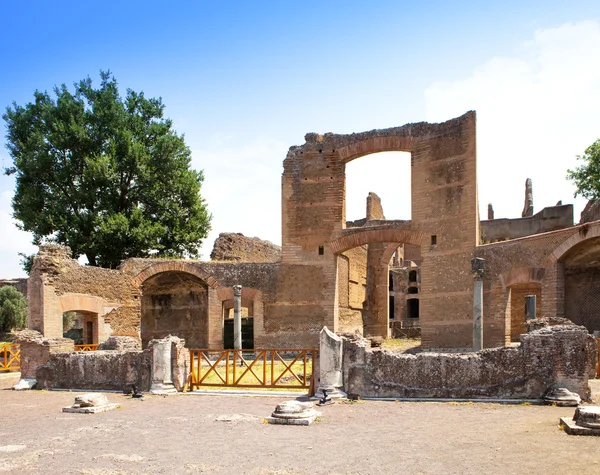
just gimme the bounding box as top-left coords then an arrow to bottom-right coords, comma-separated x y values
280,112 -> 479,349
564,267 -> 600,333
481,205 -> 573,243
35,350 -> 152,391
343,324 -> 596,399
210,232 -> 281,262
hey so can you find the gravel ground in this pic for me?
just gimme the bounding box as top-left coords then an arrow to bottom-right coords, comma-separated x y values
1,373 -> 599,475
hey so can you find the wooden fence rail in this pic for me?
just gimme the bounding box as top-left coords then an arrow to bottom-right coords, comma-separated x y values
0,344 -> 20,372
74,344 -> 99,352
185,348 -> 316,393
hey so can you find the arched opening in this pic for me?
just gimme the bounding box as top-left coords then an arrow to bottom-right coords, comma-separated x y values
222,299 -> 254,349
507,283 -> 542,342
140,271 -> 209,348
62,311 -> 83,344
345,152 -> 412,223
560,236 -> 600,333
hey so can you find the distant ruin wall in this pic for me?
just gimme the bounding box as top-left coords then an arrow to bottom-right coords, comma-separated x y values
343,324 -> 596,399
481,205 -> 573,243
210,233 -> 281,262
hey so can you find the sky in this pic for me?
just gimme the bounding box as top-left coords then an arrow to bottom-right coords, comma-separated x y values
0,1 -> 599,278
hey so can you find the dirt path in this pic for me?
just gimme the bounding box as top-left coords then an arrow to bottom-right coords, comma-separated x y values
1,374 -> 599,475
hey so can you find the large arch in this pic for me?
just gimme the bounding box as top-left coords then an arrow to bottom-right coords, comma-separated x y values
498,267 -> 546,292
330,227 -> 426,254
131,261 -> 219,289
135,263 -> 221,349
544,223 -> 600,333
338,136 -> 415,163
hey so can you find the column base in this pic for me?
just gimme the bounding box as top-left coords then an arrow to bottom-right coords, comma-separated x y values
150,382 -> 178,395
313,386 -> 347,400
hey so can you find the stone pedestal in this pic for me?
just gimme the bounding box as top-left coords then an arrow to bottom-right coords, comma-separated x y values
266,401 -> 320,425
150,339 -> 177,395
544,387 -> 581,407
560,406 -> 600,436
314,327 -> 346,400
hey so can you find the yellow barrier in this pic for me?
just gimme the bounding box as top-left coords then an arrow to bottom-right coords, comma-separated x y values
185,348 -> 316,394
74,344 -> 99,352
0,344 -> 20,371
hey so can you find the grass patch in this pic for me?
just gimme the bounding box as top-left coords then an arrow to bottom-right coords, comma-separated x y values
380,338 -> 422,353
190,354 -> 312,389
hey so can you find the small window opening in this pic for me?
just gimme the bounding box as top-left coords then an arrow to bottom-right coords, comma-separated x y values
318,246 -> 324,255
389,272 -> 394,291
407,287 -> 418,295
407,299 -> 420,319
408,270 -> 417,283
389,296 -> 395,319
431,235 -> 437,245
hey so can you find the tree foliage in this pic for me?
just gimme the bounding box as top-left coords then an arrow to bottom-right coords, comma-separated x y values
567,139 -> 600,200
3,71 -> 211,268
0,286 -> 27,333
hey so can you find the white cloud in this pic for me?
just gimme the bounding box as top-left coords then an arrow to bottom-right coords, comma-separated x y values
425,20 -> 600,221
191,136 -> 288,258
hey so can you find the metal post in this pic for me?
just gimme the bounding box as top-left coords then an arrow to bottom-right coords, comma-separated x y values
525,295 -> 536,320
233,285 -> 242,351
471,258 -> 485,351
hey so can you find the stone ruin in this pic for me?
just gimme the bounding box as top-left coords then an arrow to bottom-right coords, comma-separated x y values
12,111 -> 600,399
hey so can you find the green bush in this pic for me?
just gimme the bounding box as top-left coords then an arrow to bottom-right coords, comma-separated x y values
0,286 -> 27,332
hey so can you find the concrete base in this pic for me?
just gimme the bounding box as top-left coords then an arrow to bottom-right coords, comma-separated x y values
266,414 -> 319,425
150,382 -> 177,395
13,378 -> 36,390
560,417 -> 600,436
313,387 -> 347,400
62,403 -> 120,414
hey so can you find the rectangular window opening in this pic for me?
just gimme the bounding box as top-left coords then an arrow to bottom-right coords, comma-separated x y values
431,235 -> 437,246
318,245 -> 324,255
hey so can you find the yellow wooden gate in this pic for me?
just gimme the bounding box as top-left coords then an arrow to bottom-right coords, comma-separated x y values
0,344 -> 20,372
184,349 -> 316,394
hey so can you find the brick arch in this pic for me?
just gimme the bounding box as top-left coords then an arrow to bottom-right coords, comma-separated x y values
544,222 -> 600,265
330,229 -> 425,254
216,287 -> 262,307
338,136 -> 415,163
379,242 -> 404,266
498,267 -> 546,291
59,293 -> 107,314
131,261 -> 219,289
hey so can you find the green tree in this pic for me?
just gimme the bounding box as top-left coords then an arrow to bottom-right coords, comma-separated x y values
0,286 -> 27,333
3,71 -> 211,269
567,139 -> 600,200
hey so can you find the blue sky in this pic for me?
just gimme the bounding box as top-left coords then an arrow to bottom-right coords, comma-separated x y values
1,1 -> 599,277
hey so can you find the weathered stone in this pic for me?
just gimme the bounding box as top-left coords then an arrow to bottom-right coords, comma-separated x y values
544,388 -> 581,407
149,338 -> 177,394
74,393 -> 110,407
343,325 -> 595,400
62,393 -> 120,414
98,336 -> 141,351
522,178 -> 534,217
266,401 -> 320,425
560,406 -> 600,436
210,233 -> 281,262
13,378 -> 36,390
315,327 -> 346,400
